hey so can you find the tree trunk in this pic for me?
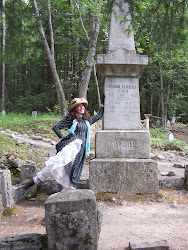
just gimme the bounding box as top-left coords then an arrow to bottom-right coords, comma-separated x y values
47,0 -> 54,59
159,61 -> 165,127
32,0 -> 67,117
78,3 -> 101,98
164,53 -> 172,121
164,80 -> 171,123
0,0 -> 5,115
157,97 -> 160,118
147,76 -> 153,115
93,64 -> 101,107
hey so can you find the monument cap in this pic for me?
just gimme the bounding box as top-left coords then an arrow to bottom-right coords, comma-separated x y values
68,97 -> 88,112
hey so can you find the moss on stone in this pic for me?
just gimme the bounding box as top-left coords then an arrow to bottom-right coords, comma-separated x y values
3,205 -> 20,216
96,192 -> 164,203
83,233 -> 93,245
39,234 -> 48,249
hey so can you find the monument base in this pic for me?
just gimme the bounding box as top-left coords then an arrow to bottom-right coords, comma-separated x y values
95,130 -> 151,159
89,159 -> 159,195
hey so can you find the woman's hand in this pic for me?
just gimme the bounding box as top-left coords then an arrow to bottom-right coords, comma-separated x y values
101,93 -> 105,107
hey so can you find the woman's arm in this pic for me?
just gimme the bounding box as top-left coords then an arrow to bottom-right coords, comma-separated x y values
89,94 -> 105,125
89,106 -> 104,125
52,114 -> 73,138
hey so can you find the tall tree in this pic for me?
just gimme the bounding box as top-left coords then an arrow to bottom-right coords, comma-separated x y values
0,0 -> 6,115
129,0 -> 188,124
32,0 -> 67,116
76,0 -> 101,98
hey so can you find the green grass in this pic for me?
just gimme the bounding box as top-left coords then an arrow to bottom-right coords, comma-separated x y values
0,112 -> 63,138
0,133 -> 49,174
0,113 -> 187,174
0,113 -> 63,173
150,126 -> 188,151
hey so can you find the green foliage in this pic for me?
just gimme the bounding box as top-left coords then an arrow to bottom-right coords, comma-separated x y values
0,0 -> 187,124
46,104 -> 61,116
3,205 -> 20,217
150,127 -> 169,149
128,0 -> 188,123
0,112 -> 61,137
0,132 -> 50,171
150,126 -> 188,151
0,113 -> 187,178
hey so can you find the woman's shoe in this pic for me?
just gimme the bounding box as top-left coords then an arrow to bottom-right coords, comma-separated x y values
23,179 -> 35,189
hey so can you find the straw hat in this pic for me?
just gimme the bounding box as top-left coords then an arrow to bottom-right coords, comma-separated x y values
68,97 -> 88,112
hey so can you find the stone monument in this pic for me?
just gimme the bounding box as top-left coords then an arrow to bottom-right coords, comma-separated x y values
89,0 -> 159,195
0,170 -> 14,208
45,190 -> 100,250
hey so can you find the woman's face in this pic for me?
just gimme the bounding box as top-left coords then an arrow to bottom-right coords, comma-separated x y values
75,104 -> 85,114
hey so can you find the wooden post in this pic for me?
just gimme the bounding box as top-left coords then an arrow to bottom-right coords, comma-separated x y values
144,114 -> 151,131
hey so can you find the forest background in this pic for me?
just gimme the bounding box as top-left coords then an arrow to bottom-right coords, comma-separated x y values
0,0 -> 187,125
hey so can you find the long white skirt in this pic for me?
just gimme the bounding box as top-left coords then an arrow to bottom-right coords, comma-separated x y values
36,139 -> 82,189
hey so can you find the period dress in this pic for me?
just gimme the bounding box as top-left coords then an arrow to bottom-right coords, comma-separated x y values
40,107 -> 104,189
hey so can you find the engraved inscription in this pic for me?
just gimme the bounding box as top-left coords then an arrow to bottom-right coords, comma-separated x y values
105,78 -> 139,117
104,77 -> 141,129
113,140 -> 136,155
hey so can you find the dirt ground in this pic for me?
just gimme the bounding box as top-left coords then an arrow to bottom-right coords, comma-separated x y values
0,189 -> 188,250
0,124 -> 188,249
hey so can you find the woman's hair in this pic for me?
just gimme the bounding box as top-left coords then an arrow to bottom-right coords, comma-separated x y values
69,108 -> 90,122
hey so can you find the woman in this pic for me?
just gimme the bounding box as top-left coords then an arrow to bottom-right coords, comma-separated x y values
24,96 -> 104,191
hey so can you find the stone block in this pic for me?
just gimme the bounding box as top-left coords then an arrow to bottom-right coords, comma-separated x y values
0,234 -> 47,249
0,194 -> 2,221
0,170 -> 14,208
97,51 -> 148,74
103,77 -> 141,130
89,159 -> 159,195
20,164 -> 38,182
108,1 -> 135,51
45,190 -> 99,250
37,180 -> 62,194
159,177 -> 185,190
127,239 -> 169,249
185,165 -> 188,190
95,130 -> 150,159
12,184 -> 36,203
36,178 -> 89,195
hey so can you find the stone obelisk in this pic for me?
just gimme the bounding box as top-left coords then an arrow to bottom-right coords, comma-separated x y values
89,0 -> 159,195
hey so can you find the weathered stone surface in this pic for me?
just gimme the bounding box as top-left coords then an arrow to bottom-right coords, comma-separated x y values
37,179 -> 62,194
20,164 -> 38,182
45,190 -> 100,250
95,130 -> 150,159
97,50 -> 148,71
127,239 -> 169,249
160,170 -> 176,177
97,1 -> 148,82
108,0 -> 135,51
94,0 -> 158,195
37,178 -> 89,195
173,163 -> 184,168
97,51 -> 148,80
159,177 -> 185,190
89,159 -> 159,195
185,165 -> 188,190
12,184 -> 36,204
0,170 -> 14,208
96,1 -> 148,131
77,179 -> 90,189
167,170 -> 176,176
0,194 -> 2,221
157,154 -> 166,160
7,155 -> 26,169
0,233 -> 47,250
104,77 -> 141,130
